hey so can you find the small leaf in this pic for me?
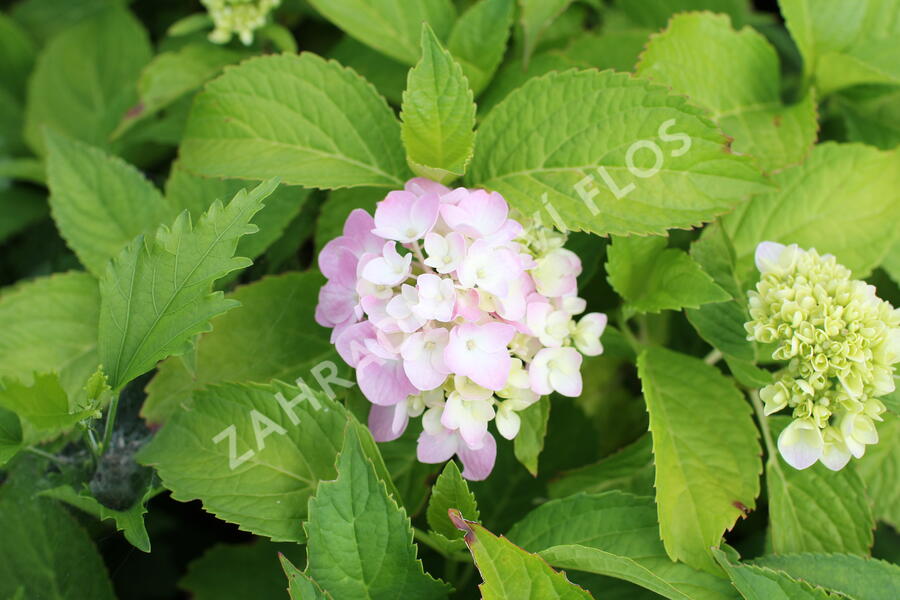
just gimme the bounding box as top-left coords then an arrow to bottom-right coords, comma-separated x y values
855,413 -> 900,528
518,0 -> 573,65
138,382 -> 347,542
0,373 -> 95,443
304,423 -> 450,599
401,24 -> 476,184
514,395 -> 550,476
750,553 -> 900,600
780,0 -> 900,94
281,554 -> 332,600
548,434 -> 655,499
468,69 -> 771,238
0,406 -> 22,466
0,186 -> 47,245
712,548 -> 835,600
0,271 -> 100,401
306,0 -> 456,66
447,0 -> 515,95
636,12 -> 817,173
766,417 -> 875,556
449,509 -> 593,599
722,143 -> 900,280
181,54 -> 409,189
508,491 -> 738,600
685,300 -> 756,361
142,272 -> 336,424
180,540 -> 307,600
98,179 -> 277,390
38,484 -> 159,553
638,347 -> 762,572
44,130 -> 170,277
607,235 -> 730,315
0,477 -> 117,600
23,6 -> 152,155
426,460 -> 480,540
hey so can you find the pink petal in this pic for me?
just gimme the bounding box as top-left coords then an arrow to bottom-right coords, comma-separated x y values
358,358 -> 417,406
458,432 -> 497,480
316,281 -> 357,327
417,428 -> 458,463
368,404 -> 409,442
342,209 -> 382,255
405,177 -> 450,199
335,321 -> 376,367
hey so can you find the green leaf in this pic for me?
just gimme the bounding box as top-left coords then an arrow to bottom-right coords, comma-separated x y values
685,300 -> 756,361
607,235 -> 731,315
327,37 -> 408,105
508,491 -> 739,600
514,395 -> 550,476
780,0 -> 900,95
518,0 -> 573,65
45,131 -> 170,277
0,186 -> 47,245
637,13 -> 817,174
0,87 -> 27,155
401,24 -> 476,184
467,69 -> 770,237
0,373 -> 95,443
306,0 -> 456,65
380,425 -> 442,515
690,221 -> 742,299
725,356 -> 774,388
750,553 -> 900,600
427,460 -> 480,541
281,554 -> 332,600
180,54 -> 410,189
855,413 -> 900,528
164,163 -> 311,262
616,0 -> 750,30
449,509 -> 593,599
722,143 -> 900,279
447,0 -> 514,95
712,549 -> 835,600
0,271 -> 100,401
766,417 -> 874,556
548,434 -> 655,499
138,382 -> 346,541
38,484 -> 157,553
142,272 -> 335,424
638,347 -> 762,572
561,29 -> 652,73
0,406 -> 22,466
114,42 -> 249,139
0,479 -> 116,600
24,6 -> 152,155
181,540 -> 307,600
304,423 -> 450,599
9,0 -> 114,46
98,179 -> 276,390
831,85 -> 900,150
0,14 -> 35,100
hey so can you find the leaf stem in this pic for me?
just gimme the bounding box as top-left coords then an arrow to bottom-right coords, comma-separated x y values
100,394 -> 120,455
703,349 -> 723,365
408,240 -> 433,274
749,389 -> 776,456
615,311 -> 643,355
25,447 -> 66,466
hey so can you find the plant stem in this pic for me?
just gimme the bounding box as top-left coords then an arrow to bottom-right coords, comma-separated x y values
100,394 -> 120,455
25,446 -> 65,466
703,349 -> 723,365
409,240 -> 433,274
749,389 -> 776,456
615,312 -> 642,356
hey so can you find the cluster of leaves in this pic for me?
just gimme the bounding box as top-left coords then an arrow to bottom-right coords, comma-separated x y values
0,0 -> 898,599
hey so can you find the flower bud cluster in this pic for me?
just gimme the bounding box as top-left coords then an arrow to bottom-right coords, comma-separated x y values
746,242 -> 900,471
202,0 -> 280,45
316,178 -> 606,479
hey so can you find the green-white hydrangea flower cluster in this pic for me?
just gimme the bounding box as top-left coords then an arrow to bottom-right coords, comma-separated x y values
746,242 -> 900,471
202,0 -> 280,45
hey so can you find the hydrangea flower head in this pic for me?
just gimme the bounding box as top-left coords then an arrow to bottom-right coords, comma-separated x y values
316,178 -> 606,479
746,242 -> 900,471
202,0 -> 280,45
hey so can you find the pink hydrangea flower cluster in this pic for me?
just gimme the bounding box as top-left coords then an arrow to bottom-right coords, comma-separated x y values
315,178 -> 606,480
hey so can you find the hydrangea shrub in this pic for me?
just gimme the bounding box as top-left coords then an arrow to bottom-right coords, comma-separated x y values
0,1 -> 898,598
